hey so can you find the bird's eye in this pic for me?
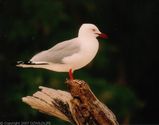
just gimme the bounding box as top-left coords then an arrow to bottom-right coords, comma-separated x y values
92,29 -> 96,31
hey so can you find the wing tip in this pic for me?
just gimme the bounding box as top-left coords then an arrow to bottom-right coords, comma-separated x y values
16,61 -> 29,67
16,61 -> 49,67
17,60 -> 33,64
17,61 -> 24,65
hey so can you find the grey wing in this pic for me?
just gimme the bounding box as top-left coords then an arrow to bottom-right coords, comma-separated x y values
30,38 -> 80,64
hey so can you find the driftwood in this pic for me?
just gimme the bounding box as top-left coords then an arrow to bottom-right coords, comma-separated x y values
22,79 -> 119,125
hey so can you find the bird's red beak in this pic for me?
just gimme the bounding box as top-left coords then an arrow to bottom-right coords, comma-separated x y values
97,33 -> 108,39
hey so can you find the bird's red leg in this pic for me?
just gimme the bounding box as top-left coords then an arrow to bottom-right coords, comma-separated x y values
69,68 -> 74,80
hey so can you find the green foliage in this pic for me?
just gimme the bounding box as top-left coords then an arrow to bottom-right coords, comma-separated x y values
9,0 -> 68,40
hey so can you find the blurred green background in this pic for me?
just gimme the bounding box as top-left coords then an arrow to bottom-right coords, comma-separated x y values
0,0 -> 158,124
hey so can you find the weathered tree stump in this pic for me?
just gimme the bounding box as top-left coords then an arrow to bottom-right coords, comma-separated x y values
22,79 -> 119,125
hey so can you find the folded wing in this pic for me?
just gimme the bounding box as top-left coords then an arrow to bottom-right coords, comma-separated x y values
30,38 -> 81,64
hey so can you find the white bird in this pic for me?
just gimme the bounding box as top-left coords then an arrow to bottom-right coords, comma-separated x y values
17,23 -> 108,80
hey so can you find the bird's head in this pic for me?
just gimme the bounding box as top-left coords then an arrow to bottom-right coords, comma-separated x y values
78,23 -> 108,39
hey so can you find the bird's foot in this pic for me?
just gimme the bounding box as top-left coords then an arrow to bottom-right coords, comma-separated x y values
69,69 -> 74,80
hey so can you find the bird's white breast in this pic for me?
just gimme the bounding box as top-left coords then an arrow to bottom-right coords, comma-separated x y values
63,37 -> 99,71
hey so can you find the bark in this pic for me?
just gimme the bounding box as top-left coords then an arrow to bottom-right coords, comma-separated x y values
22,79 -> 119,125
